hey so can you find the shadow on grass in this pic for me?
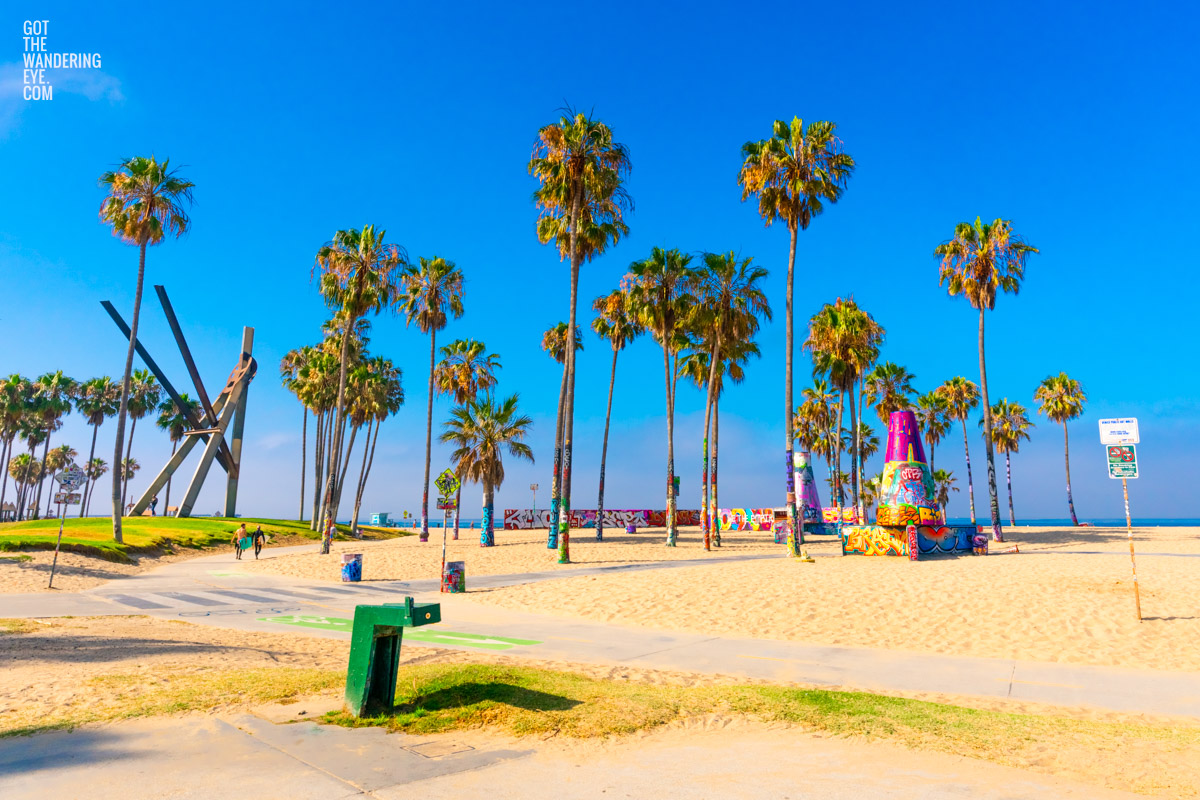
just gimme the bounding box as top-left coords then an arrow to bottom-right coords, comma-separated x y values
397,681 -> 581,715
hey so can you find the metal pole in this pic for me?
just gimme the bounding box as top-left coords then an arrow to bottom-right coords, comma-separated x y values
1122,477 -> 1141,621
48,502 -> 65,589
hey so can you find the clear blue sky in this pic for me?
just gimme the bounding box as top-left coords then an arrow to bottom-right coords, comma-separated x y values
2,0 -> 1197,522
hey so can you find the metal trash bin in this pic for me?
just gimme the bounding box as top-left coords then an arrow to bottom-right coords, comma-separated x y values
341,553 -> 363,582
441,560 -> 465,593
625,524 -> 637,535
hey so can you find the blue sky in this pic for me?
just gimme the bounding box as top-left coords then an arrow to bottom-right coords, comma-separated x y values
2,0 -> 1197,522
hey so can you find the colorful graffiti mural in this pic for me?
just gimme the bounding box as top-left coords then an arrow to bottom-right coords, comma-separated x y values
716,508 -> 773,531
793,450 -> 824,522
911,524 -> 978,556
842,525 -> 910,557
502,510 -> 699,530
821,507 -> 861,523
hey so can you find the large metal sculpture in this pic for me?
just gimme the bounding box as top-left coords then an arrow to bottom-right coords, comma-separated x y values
102,285 -> 256,518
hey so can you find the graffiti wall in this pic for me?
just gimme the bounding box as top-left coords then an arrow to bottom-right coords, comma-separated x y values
841,525 -> 910,557
912,524 -> 977,556
821,507 -> 861,523
715,508 -> 773,531
502,509 -> 699,530
876,504 -> 941,526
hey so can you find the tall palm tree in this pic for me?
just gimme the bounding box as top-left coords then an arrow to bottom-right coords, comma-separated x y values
626,247 -> 698,548
981,399 -> 1034,526
433,339 -> 499,538
936,377 -> 981,524
935,217 -> 1038,542
932,468 -> 959,522
120,369 -> 160,512
804,298 -> 883,532
316,225 -> 408,546
796,379 -> 837,492
349,356 -> 403,537
441,394 -> 535,548
401,255 -> 465,543
845,422 -> 879,478
865,363 -> 916,423
15,416 -> 47,520
154,392 -> 199,515
7,453 -> 39,520
1034,373 -> 1086,526
530,108 -> 632,561
99,155 -> 194,543
84,458 -> 109,517
690,251 -> 772,549
42,444 -> 78,517
75,376 -> 119,518
30,371 -> 77,518
0,375 -> 33,519
119,458 -> 140,510
541,322 -> 584,551
739,117 -> 855,552
590,289 -> 643,542
915,391 -> 951,473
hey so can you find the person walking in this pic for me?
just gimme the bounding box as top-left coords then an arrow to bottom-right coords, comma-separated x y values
151,495 -> 159,516
232,523 -> 248,560
252,525 -> 268,559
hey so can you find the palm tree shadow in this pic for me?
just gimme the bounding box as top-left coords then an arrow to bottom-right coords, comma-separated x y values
394,682 -> 580,715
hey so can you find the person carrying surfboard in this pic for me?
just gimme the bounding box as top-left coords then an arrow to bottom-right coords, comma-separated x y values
231,524 -> 249,560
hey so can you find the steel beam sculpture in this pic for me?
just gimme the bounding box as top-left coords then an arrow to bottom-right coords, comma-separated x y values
102,285 -> 256,518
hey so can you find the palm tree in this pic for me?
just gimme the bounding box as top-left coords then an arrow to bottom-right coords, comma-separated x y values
796,379 -> 837,492
440,394 -> 535,547
935,217 -> 1038,542
7,453 -> 40,520
865,363 -> 916,423
626,247 -> 699,547
30,371 -> 77,518
541,322 -> 584,551
75,377 -> 120,517
804,298 -> 883,532
590,289 -> 644,542
845,422 -> 879,478
42,443 -> 77,517
739,117 -> 855,552
99,155 -> 194,542
862,472 -> 883,522
936,377 -> 981,525
932,468 -> 958,522
15,418 -> 47,520
690,252 -> 772,549
401,256 -> 465,544
120,457 -> 140,510
349,356 -> 403,537
316,225 -> 408,546
981,399 -> 1034,526
120,369 -> 160,512
1034,373 -> 1086,526
0,375 -> 33,519
154,392 -> 198,515
433,339 -> 499,539
915,391 -> 951,473
530,108 -> 632,561
84,458 -> 109,517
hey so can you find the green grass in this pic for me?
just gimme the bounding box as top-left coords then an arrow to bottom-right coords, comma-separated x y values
0,554 -> 33,563
0,516 -> 408,562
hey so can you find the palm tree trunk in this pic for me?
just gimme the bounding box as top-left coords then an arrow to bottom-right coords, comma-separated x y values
111,239 -> 148,541
1063,422 -> 1078,526
834,391 -> 845,525
849,381 -> 860,522
557,187 -> 583,565
350,419 -> 371,538
547,361 -> 567,549
34,435 -> 51,519
420,328 -> 436,542
165,439 -> 177,514
0,437 -> 11,519
784,224 -> 800,554
335,424 -> 359,521
81,424 -> 99,518
121,417 -> 137,513
977,307 -> 1003,542
453,482 -> 462,540
353,418 -> 383,537
299,406 -> 307,521
311,410 -> 325,530
663,342 -> 678,547
19,440 -> 37,520
481,481 -> 495,547
960,419 -> 976,524
712,395 -> 721,547
701,332 -> 719,550
321,316 -> 358,550
319,405 -> 336,537
597,347 -> 618,542
1005,450 -> 1016,526
857,383 -> 866,522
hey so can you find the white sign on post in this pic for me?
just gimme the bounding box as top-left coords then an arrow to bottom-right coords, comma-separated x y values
1098,418 -> 1139,445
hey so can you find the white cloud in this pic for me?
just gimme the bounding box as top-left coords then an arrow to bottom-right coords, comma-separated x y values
0,62 -> 123,138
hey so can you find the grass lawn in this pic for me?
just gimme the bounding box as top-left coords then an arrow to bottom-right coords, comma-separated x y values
0,516 -> 407,562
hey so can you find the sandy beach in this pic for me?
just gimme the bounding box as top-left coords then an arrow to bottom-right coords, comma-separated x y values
0,549 -> 209,594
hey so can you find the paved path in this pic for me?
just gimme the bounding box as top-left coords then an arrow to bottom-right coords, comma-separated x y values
5,545 -> 1200,720
0,712 -> 1139,800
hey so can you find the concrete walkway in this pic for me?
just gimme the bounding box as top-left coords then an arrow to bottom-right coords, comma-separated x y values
5,545 -> 1200,720
0,712 -> 1140,800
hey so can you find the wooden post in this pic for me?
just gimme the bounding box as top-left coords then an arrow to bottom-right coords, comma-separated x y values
1123,477 -> 1141,622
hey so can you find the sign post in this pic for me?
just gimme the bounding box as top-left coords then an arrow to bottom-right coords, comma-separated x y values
1100,419 -> 1141,622
48,465 -> 87,589
530,483 -> 538,517
434,468 -> 461,589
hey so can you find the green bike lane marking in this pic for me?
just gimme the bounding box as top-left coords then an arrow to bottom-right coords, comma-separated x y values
260,615 -> 541,651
